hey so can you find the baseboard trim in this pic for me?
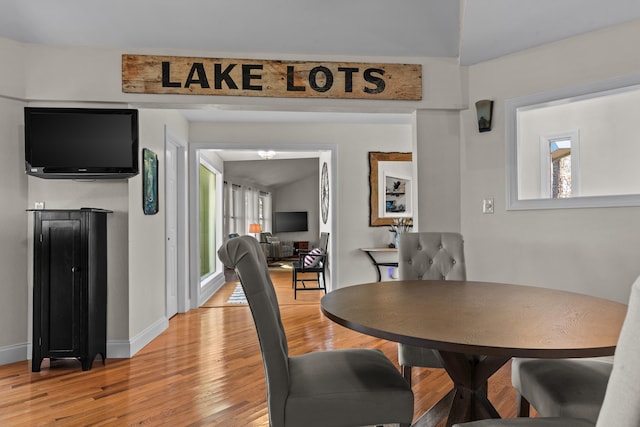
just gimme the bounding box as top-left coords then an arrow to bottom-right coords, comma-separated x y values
0,342 -> 28,366
0,317 -> 170,366
199,272 -> 225,306
128,316 -> 170,357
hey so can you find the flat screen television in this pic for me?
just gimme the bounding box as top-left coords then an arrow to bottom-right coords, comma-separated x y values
24,107 -> 139,179
274,211 -> 308,233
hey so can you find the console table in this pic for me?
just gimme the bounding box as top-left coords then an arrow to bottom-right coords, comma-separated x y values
359,247 -> 398,282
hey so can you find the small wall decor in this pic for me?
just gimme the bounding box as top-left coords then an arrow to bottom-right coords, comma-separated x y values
142,148 -> 159,215
321,162 -> 329,224
475,99 -> 494,132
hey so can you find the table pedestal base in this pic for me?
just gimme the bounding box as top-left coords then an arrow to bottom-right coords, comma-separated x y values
412,352 -> 511,427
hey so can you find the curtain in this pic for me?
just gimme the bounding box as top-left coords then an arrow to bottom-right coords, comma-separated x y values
245,187 -> 260,234
223,181 -> 272,236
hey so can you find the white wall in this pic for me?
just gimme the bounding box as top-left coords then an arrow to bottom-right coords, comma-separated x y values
462,19 -> 640,303
0,97 -> 28,364
127,108 -> 188,353
0,38 -> 25,99
414,109 -> 462,232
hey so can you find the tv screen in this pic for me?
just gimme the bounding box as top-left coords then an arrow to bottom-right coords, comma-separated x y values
24,107 -> 139,179
274,211 -> 308,233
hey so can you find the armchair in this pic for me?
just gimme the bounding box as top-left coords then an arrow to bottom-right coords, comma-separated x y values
292,232 -> 329,299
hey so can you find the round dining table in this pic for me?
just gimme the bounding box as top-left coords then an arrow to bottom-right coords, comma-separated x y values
320,280 -> 627,427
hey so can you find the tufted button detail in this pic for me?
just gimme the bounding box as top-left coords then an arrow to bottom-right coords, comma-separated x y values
429,259 -> 433,264
407,259 -> 412,265
417,245 -> 422,250
452,260 -> 456,264
439,244 -> 443,249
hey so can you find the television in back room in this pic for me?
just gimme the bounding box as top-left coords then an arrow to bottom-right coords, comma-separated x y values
273,211 -> 308,233
24,107 -> 139,179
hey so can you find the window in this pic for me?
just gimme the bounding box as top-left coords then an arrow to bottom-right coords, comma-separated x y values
539,130 -> 580,199
199,163 -> 216,279
550,138 -> 572,198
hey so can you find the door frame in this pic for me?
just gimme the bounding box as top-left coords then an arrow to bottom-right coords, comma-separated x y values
165,128 -> 189,314
188,142 -> 338,302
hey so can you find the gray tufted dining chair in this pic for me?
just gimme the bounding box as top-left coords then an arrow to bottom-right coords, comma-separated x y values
396,232 -> 466,387
218,235 -> 414,427
510,356 -> 612,423
452,274 -> 640,427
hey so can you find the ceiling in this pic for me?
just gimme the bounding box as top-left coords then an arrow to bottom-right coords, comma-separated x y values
223,157 -> 320,189
4,0 -> 640,182
2,1 -> 639,66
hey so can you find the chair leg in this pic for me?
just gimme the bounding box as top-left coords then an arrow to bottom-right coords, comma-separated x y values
293,270 -> 297,299
517,393 -> 531,417
401,365 -> 412,387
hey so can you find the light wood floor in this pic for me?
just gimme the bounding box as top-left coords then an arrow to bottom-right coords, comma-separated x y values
0,265 -> 526,426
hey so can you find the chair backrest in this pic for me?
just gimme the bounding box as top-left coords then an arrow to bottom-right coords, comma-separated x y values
595,275 -> 640,427
217,235 -> 289,426
397,232 -> 466,280
318,231 -> 330,252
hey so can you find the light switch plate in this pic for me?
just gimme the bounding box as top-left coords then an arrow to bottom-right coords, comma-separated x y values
482,198 -> 494,214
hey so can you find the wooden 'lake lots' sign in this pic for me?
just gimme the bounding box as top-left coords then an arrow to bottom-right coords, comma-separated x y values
122,54 -> 422,100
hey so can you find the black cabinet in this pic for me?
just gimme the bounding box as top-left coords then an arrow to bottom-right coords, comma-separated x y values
31,209 -> 110,372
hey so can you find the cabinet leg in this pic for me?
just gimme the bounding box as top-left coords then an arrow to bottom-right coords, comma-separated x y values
32,357 -> 42,372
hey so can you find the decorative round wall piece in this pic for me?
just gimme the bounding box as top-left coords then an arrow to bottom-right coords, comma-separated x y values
321,162 -> 329,224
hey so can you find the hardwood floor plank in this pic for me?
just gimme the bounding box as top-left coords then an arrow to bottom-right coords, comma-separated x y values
0,265 -> 522,426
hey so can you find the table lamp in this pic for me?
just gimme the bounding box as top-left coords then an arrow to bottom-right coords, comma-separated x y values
249,223 -> 262,238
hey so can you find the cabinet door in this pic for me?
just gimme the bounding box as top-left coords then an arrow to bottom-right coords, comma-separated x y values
40,218 -> 82,357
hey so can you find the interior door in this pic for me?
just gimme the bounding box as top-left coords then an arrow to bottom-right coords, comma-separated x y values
165,141 -> 179,318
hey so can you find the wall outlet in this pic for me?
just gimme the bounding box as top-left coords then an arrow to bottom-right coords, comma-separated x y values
34,201 -> 45,210
482,197 -> 494,214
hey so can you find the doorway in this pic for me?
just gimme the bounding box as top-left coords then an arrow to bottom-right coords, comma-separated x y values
188,143 -> 337,302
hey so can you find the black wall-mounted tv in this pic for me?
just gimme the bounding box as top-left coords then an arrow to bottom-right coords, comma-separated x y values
24,107 -> 139,179
274,211 -> 308,233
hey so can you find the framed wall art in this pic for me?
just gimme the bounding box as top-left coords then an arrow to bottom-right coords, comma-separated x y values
369,151 -> 412,226
142,148 -> 159,215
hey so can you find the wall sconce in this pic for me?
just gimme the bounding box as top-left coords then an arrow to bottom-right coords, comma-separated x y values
249,223 -> 262,238
475,100 -> 494,133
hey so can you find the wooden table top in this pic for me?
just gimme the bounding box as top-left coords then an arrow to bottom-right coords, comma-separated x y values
359,247 -> 398,253
321,280 -> 627,358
